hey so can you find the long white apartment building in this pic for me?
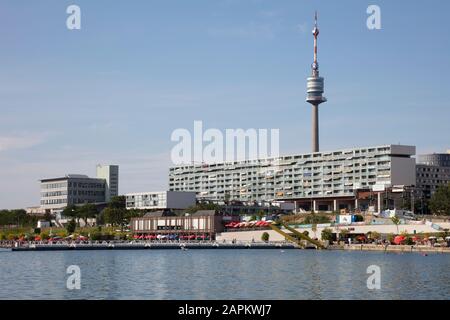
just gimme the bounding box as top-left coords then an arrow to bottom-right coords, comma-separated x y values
169,145 -> 416,212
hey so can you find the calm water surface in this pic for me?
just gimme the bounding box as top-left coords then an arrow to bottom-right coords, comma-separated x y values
0,249 -> 449,300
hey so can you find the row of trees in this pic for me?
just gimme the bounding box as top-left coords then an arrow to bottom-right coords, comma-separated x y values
0,209 -> 39,227
61,196 -> 145,232
429,184 -> 450,215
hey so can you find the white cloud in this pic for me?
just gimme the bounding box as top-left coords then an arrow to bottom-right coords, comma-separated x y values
0,134 -> 46,152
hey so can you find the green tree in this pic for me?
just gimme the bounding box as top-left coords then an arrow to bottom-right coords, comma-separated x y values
339,228 -> 349,241
78,203 -> 98,227
43,212 -> 53,223
186,202 -> 220,214
66,219 -> 76,234
321,228 -> 333,241
261,232 -> 270,242
429,184 -> 450,215
102,207 -> 126,230
391,216 -> 401,234
0,209 -> 35,227
108,196 -> 126,209
62,205 -> 78,219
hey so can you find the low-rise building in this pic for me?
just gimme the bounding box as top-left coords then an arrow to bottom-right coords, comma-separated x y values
125,191 -> 196,210
130,210 -> 225,239
26,206 -> 46,216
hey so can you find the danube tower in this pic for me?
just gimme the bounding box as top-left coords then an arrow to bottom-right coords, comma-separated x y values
306,11 -> 327,153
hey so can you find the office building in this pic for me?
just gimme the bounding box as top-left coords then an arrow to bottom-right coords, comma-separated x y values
40,165 -> 119,212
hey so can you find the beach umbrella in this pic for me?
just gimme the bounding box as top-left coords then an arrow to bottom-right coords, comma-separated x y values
34,236 -> 41,241
393,235 -> 406,245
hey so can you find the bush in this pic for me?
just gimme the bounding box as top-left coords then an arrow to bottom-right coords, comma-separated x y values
303,214 -> 331,225
0,233 -> 6,241
387,233 -> 395,243
91,231 -> 102,241
261,232 -> 270,242
7,234 -> 16,241
40,231 -> 50,240
57,230 -> 68,238
321,228 -> 333,241
66,219 -> 76,234
370,231 -> 381,240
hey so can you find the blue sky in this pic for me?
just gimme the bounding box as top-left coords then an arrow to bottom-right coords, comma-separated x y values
1,0 -> 450,209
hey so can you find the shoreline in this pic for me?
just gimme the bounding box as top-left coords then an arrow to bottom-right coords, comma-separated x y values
4,241 -> 450,253
335,244 -> 450,254
7,242 -> 298,251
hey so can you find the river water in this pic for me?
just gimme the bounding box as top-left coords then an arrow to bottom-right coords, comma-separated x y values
0,249 -> 449,300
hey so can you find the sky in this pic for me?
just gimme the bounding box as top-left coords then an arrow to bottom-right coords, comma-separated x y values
1,0 -> 450,209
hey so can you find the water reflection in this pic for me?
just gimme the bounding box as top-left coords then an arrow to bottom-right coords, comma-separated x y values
0,250 -> 449,300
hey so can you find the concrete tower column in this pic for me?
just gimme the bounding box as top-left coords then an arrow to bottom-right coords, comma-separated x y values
312,104 -> 319,152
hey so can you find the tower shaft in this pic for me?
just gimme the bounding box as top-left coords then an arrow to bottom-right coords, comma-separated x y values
312,104 -> 319,152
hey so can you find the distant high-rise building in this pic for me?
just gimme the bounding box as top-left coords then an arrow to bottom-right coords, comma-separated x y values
418,152 -> 450,167
416,151 -> 450,202
96,164 -> 119,202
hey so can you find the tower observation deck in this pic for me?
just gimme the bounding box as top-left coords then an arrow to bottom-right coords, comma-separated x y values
306,12 -> 327,153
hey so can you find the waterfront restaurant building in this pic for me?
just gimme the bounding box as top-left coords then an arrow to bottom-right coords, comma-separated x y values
131,210 -> 225,239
